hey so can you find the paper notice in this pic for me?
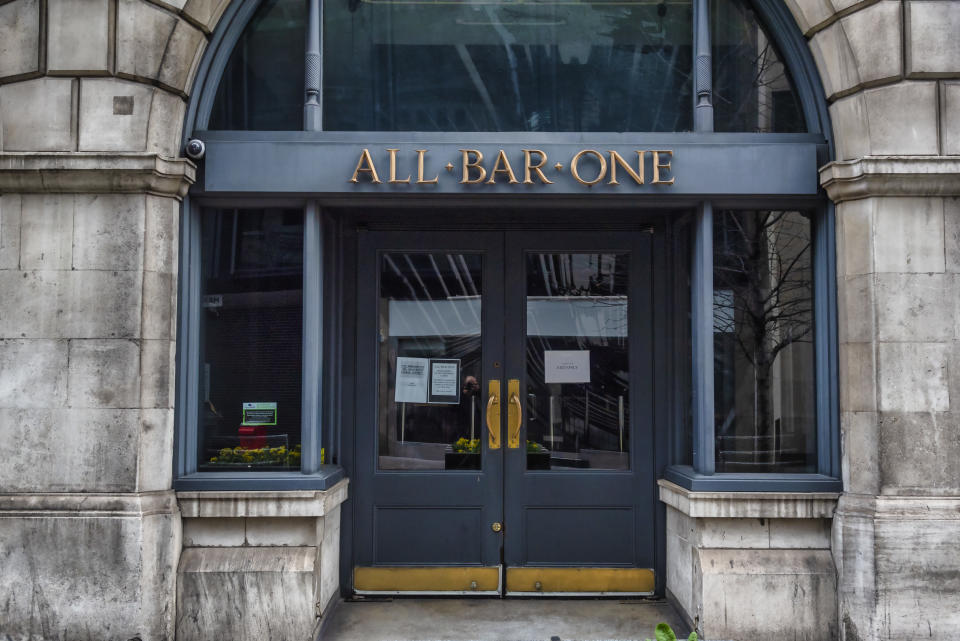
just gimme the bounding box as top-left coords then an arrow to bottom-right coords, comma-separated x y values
395,357 -> 429,403
544,350 -> 591,383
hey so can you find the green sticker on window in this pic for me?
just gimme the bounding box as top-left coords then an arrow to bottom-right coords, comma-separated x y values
242,402 -> 277,426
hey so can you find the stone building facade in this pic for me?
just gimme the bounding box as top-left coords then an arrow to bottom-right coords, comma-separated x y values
0,1 -> 958,640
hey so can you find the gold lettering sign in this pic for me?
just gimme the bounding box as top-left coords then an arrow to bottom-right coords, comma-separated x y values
348,148 -> 675,188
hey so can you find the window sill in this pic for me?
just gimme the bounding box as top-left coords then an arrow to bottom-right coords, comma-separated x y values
663,465 -> 842,493
174,464 -> 346,492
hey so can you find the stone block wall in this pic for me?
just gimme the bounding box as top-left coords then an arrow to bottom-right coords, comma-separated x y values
803,1 -> 960,640
0,2 -> 216,639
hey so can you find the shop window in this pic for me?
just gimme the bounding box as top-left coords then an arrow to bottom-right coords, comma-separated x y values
198,208 -> 304,471
712,210 -> 815,473
209,0 -> 306,130
711,0 -> 806,132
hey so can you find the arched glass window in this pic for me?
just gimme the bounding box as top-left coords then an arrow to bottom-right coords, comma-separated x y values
179,0 -> 838,493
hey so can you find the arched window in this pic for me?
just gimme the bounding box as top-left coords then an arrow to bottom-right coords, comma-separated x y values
176,0 -> 839,493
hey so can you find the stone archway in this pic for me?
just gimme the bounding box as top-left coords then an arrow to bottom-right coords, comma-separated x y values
1,1 -> 959,640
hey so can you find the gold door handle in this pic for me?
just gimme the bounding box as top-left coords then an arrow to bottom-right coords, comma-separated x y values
507,379 -> 522,448
486,380 -> 501,449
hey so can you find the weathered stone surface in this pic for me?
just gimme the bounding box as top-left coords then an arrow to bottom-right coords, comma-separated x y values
842,411 -> 881,495
768,518 -> 832,549
246,517 -> 318,547
47,0 -> 110,73
875,273 -> 953,342
873,197 -> 945,273
140,339 -> 175,409
147,88 -> 188,156
0,501 -> 181,641
176,546 -> 319,641
829,92 -> 871,160
183,518 -> 247,547
137,408 -> 175,491
19,194 -> 74,271
145,195 -> 180,274
821,157 -> 960,203
117,0 -> 206,93
68,339 -> 141,408
840,341 -> 876,412
878,411 -> 960,494
808,1 -> 901,100
0,153 -> 196,198
835,495 -> 960,641
0,78 -> 76,151
862,82 -> 940,156
943,83 -> 960,156
178,480 -> 351,519
0,270 -> 61,338
877,342 -> 949,412
0,0 -> 41,80
142,270 -> 176,340
71,194 -> 146,271
698,548 -> 837,641
906,1 -> 960,76
698,517 -> 770,549
60,269 -> 143,338
0,194 -> 22,269
836,198 -> 873,277
318,505 -> 342,615
79,79 -> 155,152
657,481 -> 839,519
782,0 -> 835,35
0,339 -> 68,409
183,0 -> 232,34
946,198 -> 960,273
838,274 -> 874,344
0,408 -> 138,491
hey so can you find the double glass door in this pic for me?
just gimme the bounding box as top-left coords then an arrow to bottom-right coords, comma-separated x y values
353,229 -> 656,595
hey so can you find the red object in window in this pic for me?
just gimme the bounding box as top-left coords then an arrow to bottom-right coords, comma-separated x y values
238,425 -> 267,449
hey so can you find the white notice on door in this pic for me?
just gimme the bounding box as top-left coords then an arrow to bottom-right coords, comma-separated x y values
395,357 -> 429,403
544,350 -> 591,383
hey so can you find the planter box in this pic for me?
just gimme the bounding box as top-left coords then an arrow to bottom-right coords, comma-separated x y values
444,452 -> 481,470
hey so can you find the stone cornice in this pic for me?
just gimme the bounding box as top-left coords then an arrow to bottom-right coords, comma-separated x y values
835,493 -> 960,520
0,491 -> 179,518
658,479 -> 839,519
820,156 -> 960,203
0,153 -> 196,199
177,478 -> 350,518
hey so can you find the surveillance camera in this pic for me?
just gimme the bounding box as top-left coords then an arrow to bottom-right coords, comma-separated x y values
185,138 -> 206,161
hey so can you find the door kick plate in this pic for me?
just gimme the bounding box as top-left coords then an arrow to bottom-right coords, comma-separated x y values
354,566 -> 501,594
505,567 -> 655,595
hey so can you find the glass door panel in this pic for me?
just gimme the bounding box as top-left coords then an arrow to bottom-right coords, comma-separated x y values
377,252 -> 484,471
524,253 -> 630,471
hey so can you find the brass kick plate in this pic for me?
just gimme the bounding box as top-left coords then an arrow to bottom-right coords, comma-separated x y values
354,566 -> 500,592
506,567 -> 655,594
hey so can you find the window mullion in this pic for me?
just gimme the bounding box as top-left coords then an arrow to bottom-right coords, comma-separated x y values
692,201 -> 715,475
693,0 -> 714,132
304,0 -> 322,131
301,201 -> 324,473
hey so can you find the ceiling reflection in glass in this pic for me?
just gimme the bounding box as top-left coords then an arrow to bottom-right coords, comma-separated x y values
323,0 -> 693,132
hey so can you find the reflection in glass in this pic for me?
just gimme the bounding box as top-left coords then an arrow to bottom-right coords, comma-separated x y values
711,0 -> 805,132
378,253 -> 483,471
525,254 -> 630,470
325,0 -> 692,132
209,0 -> 306,130
198,208 -> 304,471
713,210 -> 815,472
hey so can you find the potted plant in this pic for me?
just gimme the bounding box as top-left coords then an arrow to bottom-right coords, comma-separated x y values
526,440 -> 550,469
445,438 -> 481,469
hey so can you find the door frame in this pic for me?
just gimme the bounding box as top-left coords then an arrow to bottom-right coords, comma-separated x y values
337,208 -> 679,597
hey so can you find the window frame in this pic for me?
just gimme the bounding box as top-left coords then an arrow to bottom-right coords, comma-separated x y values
173,0 -> 840,492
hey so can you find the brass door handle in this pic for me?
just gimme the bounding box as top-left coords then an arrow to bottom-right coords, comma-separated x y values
486,380 -> 501,449
507,379 -> 522,448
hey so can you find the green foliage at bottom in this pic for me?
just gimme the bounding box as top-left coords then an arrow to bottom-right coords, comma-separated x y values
645,622 -> 697,641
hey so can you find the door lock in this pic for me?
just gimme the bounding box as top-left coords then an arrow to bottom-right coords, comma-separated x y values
491,522 -> 503,533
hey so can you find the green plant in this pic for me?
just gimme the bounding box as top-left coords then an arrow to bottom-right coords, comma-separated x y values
645,622 -> 697,641
452,438 -> 480,453
209,443 -> 301,467
526,440 -> 546,453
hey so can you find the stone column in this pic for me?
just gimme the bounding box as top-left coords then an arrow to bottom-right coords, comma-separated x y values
0,1 -> 223,639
